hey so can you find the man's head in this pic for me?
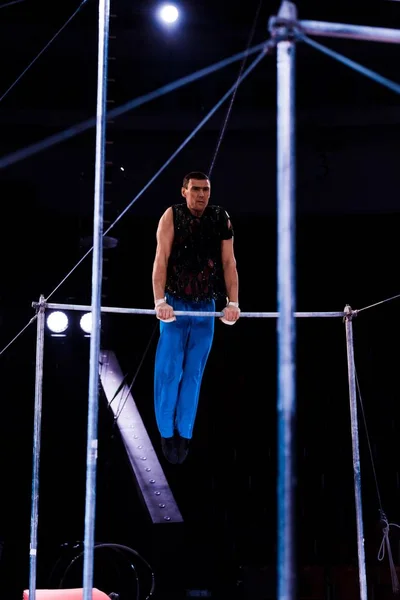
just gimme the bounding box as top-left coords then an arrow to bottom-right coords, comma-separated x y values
181,171 -> 211,215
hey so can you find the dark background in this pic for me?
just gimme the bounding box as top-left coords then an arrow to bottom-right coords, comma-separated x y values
1,0 -> 400,598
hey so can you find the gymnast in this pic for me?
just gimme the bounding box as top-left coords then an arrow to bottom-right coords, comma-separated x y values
152,171 -> 240,464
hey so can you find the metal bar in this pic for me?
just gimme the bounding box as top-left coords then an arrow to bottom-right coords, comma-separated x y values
34,302 -> 345,318
299,20 -> 400,44
276,3 -> 297,600
82,0 -> 110,599
344,305 -> 368,600
28,296 -> 46,600
298,34 -> 400,97
100,350 -> 184,524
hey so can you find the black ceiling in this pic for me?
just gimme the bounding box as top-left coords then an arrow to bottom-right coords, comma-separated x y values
2,0 -> 400,116
1,0 -> 400,219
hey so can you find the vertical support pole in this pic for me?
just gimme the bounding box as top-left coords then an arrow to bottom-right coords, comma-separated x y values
82,1 -> 110,598
276,3 -> 297,599
28,295 -> 46,600
344,305 -> 368,600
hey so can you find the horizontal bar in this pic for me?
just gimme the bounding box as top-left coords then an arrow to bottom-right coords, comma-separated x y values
33,301 -> 346,318
299,20 -> 400,44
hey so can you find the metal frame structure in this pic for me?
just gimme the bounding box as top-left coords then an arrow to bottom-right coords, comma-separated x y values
271,3 -> 400,598
26,2 -> 400,600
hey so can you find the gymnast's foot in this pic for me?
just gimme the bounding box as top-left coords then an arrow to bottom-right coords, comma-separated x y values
161,436 -> 178,464
176,435 -> 190,464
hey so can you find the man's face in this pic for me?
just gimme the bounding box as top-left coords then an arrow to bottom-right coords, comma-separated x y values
182,178 -> 211,213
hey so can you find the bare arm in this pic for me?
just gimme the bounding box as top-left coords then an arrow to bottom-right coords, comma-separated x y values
221,238 -> 239,304
152,207 -> 174,303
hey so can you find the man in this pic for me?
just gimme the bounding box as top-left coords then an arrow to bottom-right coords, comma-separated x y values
152,171 -> 240,464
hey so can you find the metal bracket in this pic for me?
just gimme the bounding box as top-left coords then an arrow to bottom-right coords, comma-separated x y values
32,295 -> 47,314
344,304 -> 358,322
268,1 -> 299,42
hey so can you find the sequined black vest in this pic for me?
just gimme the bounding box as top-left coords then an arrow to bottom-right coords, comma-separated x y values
165,203 -> 233,302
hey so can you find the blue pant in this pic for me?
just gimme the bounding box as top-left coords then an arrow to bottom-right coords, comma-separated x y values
154,293 -> 215,439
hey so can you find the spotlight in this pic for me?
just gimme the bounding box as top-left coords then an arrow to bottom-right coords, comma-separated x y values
80,312 -> 92,335
47,311 -> 69,334
157,3 -> 179,24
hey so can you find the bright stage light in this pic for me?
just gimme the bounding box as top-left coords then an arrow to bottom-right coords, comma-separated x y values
47,311 -> 69,334
158,3 -> 179,24
80,312 -> 92,334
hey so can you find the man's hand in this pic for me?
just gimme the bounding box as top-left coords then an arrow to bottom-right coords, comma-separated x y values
220,302 -> 240,325
155,300 -> 176,323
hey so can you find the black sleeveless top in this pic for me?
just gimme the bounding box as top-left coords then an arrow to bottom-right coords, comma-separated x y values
165,203 -> 234,302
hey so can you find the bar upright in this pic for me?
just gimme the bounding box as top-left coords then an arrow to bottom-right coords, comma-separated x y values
28,295 -> 46,600
344,305 -> 368,600
275,2 -> 297,600
82,1 -> 110,599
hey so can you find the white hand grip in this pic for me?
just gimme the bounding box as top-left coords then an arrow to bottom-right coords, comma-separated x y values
220,317 -> 236,326
158,316 -> 176,323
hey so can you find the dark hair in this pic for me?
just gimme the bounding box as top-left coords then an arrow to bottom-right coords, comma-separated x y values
182,171 -> 210,189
